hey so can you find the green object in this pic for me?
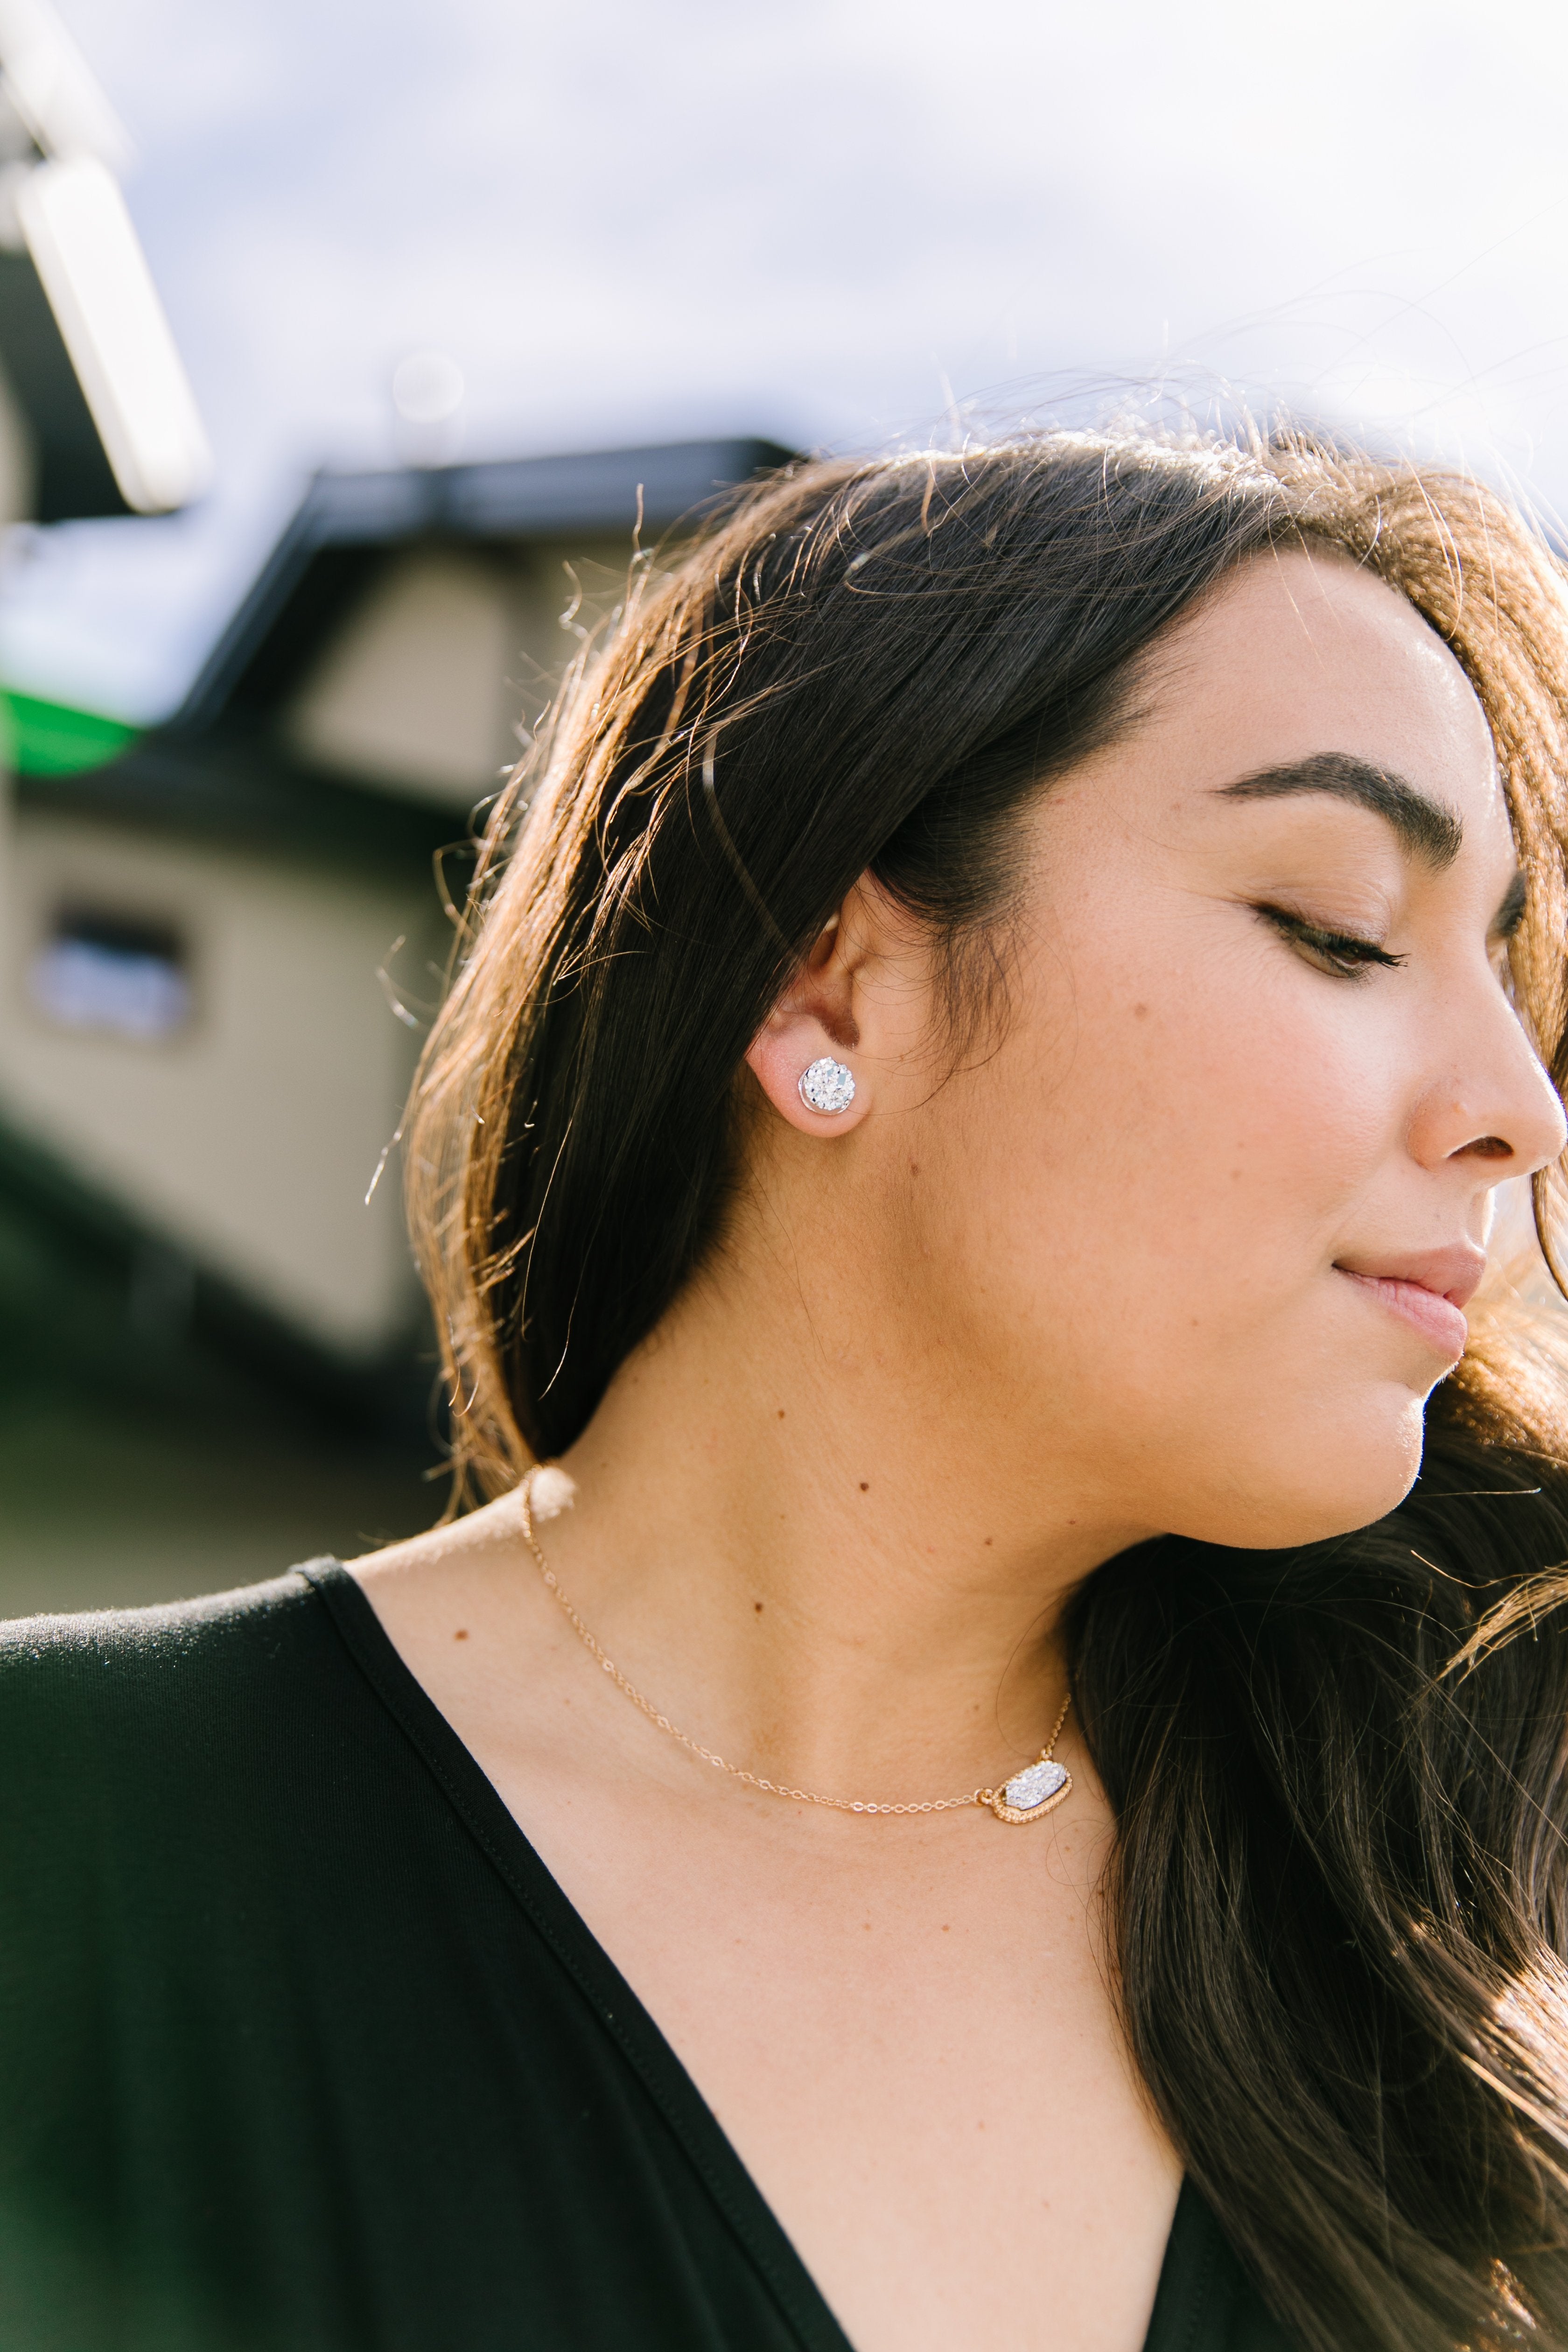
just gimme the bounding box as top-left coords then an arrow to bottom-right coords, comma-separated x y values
0,1568 -> 1291,2350
0,687 -> 140,776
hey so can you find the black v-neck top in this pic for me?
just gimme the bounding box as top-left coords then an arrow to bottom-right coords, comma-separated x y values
0,1565 -> 1293,2351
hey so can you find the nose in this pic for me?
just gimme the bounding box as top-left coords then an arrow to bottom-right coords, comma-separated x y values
1406,987 -> 1568,1182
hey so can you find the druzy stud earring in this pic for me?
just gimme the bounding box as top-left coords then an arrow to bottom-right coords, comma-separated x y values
798,1056 -> 856,1115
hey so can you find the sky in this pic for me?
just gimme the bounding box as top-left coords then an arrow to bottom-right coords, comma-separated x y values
3,0 -> 1568,721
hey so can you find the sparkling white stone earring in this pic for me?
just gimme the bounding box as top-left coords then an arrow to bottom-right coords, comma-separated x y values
798,1055 -> 855,1115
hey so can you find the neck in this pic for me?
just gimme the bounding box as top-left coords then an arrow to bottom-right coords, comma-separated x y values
544,1238 -> 1153,1808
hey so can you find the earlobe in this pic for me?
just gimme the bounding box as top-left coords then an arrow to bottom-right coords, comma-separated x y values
745,1014 -> 868,1134
744,891 -> 881,1134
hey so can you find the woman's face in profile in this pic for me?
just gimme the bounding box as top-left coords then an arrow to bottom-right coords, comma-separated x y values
840,551 -> 1567,1550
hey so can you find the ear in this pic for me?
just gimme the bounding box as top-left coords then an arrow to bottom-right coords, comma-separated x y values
745,890 -> 874,1135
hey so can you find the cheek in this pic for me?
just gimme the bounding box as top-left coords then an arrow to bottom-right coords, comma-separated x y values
896,906 -> 1434,1545
939,924 -> 1400,1344
1107,967 -> 1389,1253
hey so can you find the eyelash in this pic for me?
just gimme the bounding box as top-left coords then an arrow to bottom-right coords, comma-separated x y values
1253,904 -> 1407,981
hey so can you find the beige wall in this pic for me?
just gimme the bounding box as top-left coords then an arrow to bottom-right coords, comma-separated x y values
0,797 -> 441,1355
0,527 -> 659,1361
286,548 -> 523,810
282,534 -> 637,811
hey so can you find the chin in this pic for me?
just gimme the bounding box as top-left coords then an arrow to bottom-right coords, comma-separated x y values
1182,1390 -> 1429,1552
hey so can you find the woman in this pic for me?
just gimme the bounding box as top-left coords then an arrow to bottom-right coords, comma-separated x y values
6,426 -> 1568,2352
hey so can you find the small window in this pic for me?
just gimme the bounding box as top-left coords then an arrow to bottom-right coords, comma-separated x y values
29,907 -> 192,1042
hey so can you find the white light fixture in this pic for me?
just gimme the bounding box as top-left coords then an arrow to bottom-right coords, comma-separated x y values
16,154 -> 211,514
0,0 -> 131,172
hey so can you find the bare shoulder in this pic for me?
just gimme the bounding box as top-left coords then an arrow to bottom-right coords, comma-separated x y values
345,1477 -> 589,1802
345,1487 -> 541,1658
347,1488 -> 526,1586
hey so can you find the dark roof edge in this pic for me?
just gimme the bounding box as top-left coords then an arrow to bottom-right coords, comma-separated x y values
176,435 -> 797,733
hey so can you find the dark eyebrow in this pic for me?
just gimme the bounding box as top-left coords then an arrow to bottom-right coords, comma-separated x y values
1218,753 -> 1464,869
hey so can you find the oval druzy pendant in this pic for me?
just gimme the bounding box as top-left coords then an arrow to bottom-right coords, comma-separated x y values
987,1757 -> 1071,1824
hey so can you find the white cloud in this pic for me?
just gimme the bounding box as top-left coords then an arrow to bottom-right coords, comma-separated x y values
5,0 -> 1568,715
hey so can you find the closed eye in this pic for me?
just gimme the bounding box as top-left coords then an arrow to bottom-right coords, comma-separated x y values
1492,868 -> 1528,942
1253,903 -> 1407,980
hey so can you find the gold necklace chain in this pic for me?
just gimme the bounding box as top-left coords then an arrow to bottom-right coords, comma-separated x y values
519,1468 -> 1074,1823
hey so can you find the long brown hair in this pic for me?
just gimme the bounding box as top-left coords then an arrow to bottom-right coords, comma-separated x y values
406,427 -> 1568,2347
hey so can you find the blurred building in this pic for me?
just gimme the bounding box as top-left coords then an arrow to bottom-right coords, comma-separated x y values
0,436 -> 789,1441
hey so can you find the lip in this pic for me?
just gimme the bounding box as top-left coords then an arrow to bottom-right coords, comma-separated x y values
1333,1242 -> 1485,1363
